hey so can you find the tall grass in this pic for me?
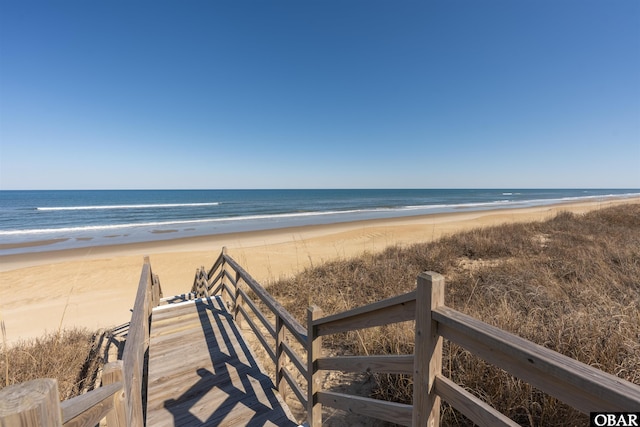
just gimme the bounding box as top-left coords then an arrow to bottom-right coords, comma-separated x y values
267,204 -> 640,426
0,328 -> 102,400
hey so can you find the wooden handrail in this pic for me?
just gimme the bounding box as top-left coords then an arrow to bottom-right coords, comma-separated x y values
282,367 -> 307,408
433,375 -> 519,427
237,287 -> 276,338
120,257 -> 156,426
317,391 -> 413,426
6,251 -> 639,426
222,254 -> 307,345
205,250 -> 310,414
60,382 -> 122,426
316,354 -> 414,375
237,304 -> 277,362
0,257 -> 160,426
282,340 -> 307,377
313,290 -> 416,337
432,305 -> 640,412
206,250 -> 226,281
305,269 -> 640,426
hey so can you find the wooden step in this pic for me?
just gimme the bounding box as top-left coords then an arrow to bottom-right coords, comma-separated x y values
146,295 -> 298,426
159,292 -> 197,305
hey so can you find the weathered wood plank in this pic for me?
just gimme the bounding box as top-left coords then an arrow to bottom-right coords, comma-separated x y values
223,254 -> 307,345
102,361 -> 126,427
434,375 -> 519,427
147,364 -> 278,414
281,367 -> 307,409
433,306 -> 640,412
313,291 -> 416,337
413,272 -> 444,427
146,295 -> 297,427
282,341 -> 307,378
0,379 -> 62,427
206,251 -> 225,281
221,282 -> 236,304
317,354 -> 414,375
276,316 -> 286,397
307,306 -> 323,427
152,303 -> 204,320
152,274 -> 162,307
160,293 -> 196,305
121,260 -> 151,427
238,287 -> 276,338
60,383 -> 121,427
317,391 -> 413,426
207,268 -> 225,294
210,283 -> 223,297
238,305 -> 277,363
223,269 -> 237,287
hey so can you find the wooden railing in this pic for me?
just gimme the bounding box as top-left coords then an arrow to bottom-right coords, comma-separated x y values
305,271 -> 640,426
3,249 -> 639,426
0,256 -> 163,427
192,248 -> 310,410
194,250 -> 640,426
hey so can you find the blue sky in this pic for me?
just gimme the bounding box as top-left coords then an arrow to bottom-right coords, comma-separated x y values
1,1 -> 639,189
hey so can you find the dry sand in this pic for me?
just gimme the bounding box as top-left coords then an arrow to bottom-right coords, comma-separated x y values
1,197 -> 638,345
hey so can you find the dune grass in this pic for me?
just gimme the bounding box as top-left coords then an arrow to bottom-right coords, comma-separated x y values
0,328 -> 102,400
267,203 -> 640,426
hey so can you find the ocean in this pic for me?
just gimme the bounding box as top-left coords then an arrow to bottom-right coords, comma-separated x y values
1,189 -> 638,256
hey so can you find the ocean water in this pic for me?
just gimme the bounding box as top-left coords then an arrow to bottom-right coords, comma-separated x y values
1,189 -> 638,255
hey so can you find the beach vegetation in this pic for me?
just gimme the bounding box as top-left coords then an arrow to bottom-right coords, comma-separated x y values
267,203 -> 640,426
0,328 -> 103,400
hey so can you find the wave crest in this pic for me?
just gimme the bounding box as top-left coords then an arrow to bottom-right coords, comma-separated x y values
36,202 -> 220,211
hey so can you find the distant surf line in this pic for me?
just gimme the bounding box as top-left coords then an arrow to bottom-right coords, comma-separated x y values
2,201 -> 514,236
0,198 -> 578,236
1,209 -> 367,235
36,202 -> 220,211
5,193 -> 639,237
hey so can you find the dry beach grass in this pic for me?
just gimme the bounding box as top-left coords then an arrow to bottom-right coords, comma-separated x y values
0,328 -> 103,400
267,204 -> 640,425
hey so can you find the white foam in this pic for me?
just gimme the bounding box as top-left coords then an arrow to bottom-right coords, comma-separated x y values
36,202 -> 220,211
5,192 -> 639,237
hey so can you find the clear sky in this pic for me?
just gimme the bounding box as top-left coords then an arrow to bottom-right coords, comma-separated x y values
1,1 -> 639,190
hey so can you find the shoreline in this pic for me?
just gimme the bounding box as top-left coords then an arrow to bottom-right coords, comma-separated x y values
1,197 -> 638,345
2,196 -> 638,272
2,190 -> 639,257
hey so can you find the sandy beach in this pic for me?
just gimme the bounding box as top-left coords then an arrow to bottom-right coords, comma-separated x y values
1,197 -> 638,345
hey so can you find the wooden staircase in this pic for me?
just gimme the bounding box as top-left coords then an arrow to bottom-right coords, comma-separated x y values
146,295 -> 298,426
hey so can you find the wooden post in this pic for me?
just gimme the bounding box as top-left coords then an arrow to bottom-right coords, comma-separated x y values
102,361 -> 127,427
307,305 -> 323,427
152,274 -> 161,307
144,256 -> 154,315
234,272 -> 243,327
192,268 -> 200,296
413,272 -> 445,427
156,273 -> 163,299
193,268 -> 206,298
121,259 -> 152,427
221,246 -> 228,299
275,315 -> 286,399
200,268 -> 206,298
200,266 -> 209,298
0,379 -> 62,426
